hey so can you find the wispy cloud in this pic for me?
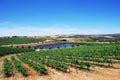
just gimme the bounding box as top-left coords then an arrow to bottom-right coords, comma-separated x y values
0,22 -> 102,37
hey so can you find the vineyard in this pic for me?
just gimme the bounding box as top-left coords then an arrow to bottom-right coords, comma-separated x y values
0,37 -> 47,45
0,47 -> 34,57
0,43 -> 120,80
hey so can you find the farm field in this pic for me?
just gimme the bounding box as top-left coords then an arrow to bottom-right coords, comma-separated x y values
0,44 -> 120,80
0,37 -> 47,45
0,47 -> 34,57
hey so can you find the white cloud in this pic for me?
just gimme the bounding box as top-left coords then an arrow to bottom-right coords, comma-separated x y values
0,22 -> 102,37
0,27 -> 102,37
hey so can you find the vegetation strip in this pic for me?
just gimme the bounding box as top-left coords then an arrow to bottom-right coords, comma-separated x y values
0,47 -> 34,57
17,55 -> 48,75
2,59 -> 13,78
11,56 -> 28,76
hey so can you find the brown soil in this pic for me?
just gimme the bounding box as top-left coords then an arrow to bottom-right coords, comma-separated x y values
0,55 -> 120,80
22,63 -> 38,77
0,60 -> 3,79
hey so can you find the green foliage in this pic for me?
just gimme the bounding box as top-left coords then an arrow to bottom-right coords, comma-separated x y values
2,59 -> 13,78
0,37 -> 46,45
18,43 -> 120,70
2,43 -> 120,78
11,56 -> 28,76
17,55 -> 48,75
0,47 -> 34,57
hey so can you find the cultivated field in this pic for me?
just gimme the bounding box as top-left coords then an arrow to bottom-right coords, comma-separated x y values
0,44 -> 120,80
0,37 -> 47,45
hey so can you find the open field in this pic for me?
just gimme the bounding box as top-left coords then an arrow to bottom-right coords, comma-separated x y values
0,43 -> 120,80
0,37 -> 48,45
0,47 -> 34,57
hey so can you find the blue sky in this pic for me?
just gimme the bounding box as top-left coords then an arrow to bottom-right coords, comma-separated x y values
0,0 -> 120,36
